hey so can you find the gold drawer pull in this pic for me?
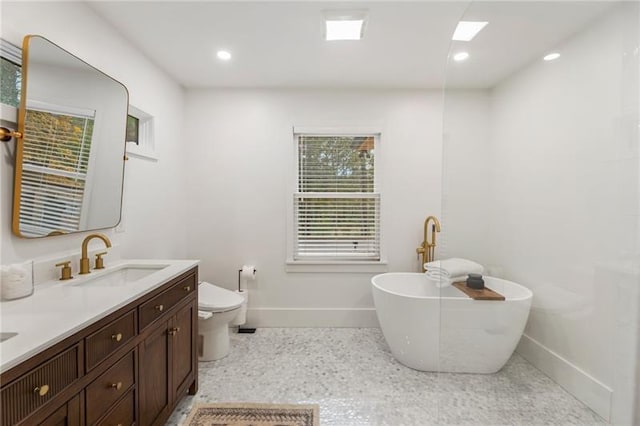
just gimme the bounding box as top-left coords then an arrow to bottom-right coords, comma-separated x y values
111,333 -> 123,342
155,304 -> 164,312
33,384 -> 50,396
110,382 -> 123,390
183,285 -> 191,292
168,327 -> 180,336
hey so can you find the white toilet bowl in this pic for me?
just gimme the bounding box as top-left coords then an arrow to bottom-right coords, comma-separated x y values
198,282 -> 244,361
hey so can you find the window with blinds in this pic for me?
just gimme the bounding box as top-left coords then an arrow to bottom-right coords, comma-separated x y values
294,134 -> 380,261
18,106 -> 95,236
0,38 -> 22,108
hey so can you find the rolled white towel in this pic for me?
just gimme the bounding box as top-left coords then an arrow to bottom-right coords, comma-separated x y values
425,268 -> 449,280
424,258 -> 484,283
1,262 -> 33,300
424,267 -> 452,288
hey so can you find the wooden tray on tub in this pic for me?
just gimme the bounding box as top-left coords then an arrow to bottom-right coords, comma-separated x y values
452,282 -> 505,301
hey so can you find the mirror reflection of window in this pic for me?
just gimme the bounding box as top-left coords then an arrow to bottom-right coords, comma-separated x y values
19,103 -> 96,236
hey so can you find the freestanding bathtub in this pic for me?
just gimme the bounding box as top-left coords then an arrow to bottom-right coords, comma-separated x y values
372,273 -> 532,374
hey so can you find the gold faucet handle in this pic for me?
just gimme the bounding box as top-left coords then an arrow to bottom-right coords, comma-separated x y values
94,252 -> 108,270
55,261 -> 73,281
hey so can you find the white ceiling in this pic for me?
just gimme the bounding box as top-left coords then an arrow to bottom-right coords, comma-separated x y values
89,1 -> 613,89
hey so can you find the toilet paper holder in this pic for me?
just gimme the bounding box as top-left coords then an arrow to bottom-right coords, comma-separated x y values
237,267 -> 256,292
237,267 -> 257,334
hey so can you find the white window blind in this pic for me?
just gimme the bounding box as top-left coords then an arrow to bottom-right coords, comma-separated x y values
294,134 -> 380,261
18,105 -> 95,236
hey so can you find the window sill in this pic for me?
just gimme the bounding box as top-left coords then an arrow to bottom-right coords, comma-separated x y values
126,145 -> 158,162
285,260 -> 388,273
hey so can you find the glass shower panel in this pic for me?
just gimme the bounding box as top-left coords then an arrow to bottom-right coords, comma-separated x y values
439,1 -> 639,424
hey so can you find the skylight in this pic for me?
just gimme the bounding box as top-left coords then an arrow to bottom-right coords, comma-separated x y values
325,20 -> 364,41
452,21 -> 488,41
324,10 -> 367,41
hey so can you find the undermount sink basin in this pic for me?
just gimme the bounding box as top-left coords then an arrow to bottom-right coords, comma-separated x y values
0,332 -> 18,343
73,264 -> 168,287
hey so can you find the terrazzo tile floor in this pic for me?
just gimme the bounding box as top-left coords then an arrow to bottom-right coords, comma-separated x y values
167,328 -> 606,425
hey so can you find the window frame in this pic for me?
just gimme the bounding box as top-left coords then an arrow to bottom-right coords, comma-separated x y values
286,126 -> 387,273
125,104 -> 156,162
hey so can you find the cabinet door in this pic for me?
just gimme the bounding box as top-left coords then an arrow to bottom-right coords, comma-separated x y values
171,301 -> 196,399
139,321 -> 171,426
39,394 -> 81,426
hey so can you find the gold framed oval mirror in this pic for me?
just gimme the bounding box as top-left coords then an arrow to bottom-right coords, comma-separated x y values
12,35 -> 129,238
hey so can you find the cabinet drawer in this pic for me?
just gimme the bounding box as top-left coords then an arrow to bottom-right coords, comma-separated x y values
96,389 -> 135,426
139,274 -> 196,331
1,344 -> 80,426
86,351 -> 135,425
86,310 -> 136,371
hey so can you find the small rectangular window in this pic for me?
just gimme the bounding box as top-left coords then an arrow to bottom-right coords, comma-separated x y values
0,57 -> 21,108
125,105 -> 156,161
0,38 -> 22,108
126,115 -> 139,145
294,134 -> 380,261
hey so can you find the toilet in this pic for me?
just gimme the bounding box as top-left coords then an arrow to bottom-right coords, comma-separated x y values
198,281 -> 244,361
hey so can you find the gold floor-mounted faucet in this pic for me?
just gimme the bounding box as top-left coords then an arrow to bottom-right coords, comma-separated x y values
80,233 -> 112,274
416,216 -> 441,272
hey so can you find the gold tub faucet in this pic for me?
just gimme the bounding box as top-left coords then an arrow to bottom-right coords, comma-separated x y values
416,216 -> 441,272
80,233 -> 112,274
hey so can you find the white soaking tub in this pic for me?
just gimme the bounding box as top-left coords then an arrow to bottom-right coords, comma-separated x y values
372,273 -> 532,374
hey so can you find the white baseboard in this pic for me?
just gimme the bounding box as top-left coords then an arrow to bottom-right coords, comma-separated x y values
246,308 -> 380,328
516,333 -> 612,421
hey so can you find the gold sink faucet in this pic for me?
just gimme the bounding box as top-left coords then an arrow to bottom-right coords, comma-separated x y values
416,216 -> 441,272
80,233 -> 112,274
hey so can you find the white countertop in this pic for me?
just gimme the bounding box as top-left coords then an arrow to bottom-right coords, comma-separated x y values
0,258 -> 199,374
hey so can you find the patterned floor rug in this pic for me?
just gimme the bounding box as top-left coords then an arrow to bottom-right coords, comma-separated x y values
183,403 -> 319,426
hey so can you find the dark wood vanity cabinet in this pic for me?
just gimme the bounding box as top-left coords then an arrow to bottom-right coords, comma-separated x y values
172,302 -> 197,398
139,302 -> 197,426
139,320 -> 171,425
0,267 -> 198,426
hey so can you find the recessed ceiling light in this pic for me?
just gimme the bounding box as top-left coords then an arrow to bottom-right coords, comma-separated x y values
543,52 -> 560,61
453,52 -> 470,62
452,21 -> 488,41
217,50 -> 232,61
324,10 -> 367,41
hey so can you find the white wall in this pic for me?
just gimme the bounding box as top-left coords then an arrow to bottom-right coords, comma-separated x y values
0,1 -> 188,267
184,89 -> 487,326
440,90 -> 492,266
443,4 -> 639,423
